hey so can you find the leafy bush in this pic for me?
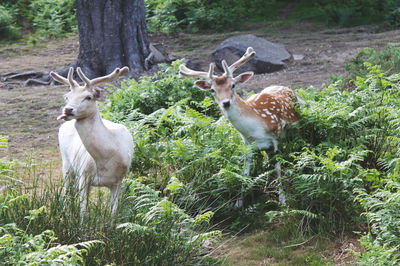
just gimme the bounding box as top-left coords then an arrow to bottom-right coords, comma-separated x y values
356,180 -> 400,265
316,0 -> 400,27
0,201 -> 100,265
145,0 -> 400,32
346,43 -> 400,82
0,0 -> 76,40
104,61 -> 219,120
0,4 -> 19,40
145,0 -> 281,33
29,0 -> 76,37
385,7 -> 400,28
274,60 -> 400,234
115,180 -> 221,265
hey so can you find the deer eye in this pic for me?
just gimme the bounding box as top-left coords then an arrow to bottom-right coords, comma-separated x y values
231,84 -> 236,89
85,96 -> 92,101
210,88 -> 215,94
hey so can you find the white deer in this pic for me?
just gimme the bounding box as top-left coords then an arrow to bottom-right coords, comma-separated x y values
50,66 -> 134,225
179,47 -> 303,205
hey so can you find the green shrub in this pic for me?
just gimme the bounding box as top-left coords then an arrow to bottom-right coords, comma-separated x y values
29,0 -> 76,37
145,0 -> 400,32
115,179 -> 221,265
145,0 -> 282,33
275,61 -> 400,233
0,202 -> 100,265
0,4 -> 19,40
316,0 -> 400,27
104,60 -> 219,120
385,7 -> 400,28
346,43 -> 400,82
356,180 -> 400,265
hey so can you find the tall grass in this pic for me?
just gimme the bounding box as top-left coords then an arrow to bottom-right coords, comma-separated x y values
0,138 -> 220,265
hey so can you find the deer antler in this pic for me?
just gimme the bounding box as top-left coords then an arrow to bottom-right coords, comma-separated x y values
91,66 -> 130,86
179,63 -> 216,81
224,47 -> 256,77
51,67 -> 130,88
50,67 -> 79,88
76,66 -> 130,88
179,47 -> 255,81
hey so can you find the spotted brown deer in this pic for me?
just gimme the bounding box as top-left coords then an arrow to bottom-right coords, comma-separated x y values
179,47 -> 303,205
50,67 -> 133,226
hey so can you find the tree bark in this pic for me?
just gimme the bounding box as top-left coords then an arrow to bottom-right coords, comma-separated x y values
74,0 -> 150,79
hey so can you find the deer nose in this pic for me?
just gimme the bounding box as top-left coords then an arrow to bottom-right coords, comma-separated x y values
222,100 -> 231,108
64,107 -> 73,115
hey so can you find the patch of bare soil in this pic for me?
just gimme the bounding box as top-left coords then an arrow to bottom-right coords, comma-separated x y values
1,23 -> 400,161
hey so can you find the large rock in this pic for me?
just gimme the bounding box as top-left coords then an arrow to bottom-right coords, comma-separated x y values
212,34 -> 291,74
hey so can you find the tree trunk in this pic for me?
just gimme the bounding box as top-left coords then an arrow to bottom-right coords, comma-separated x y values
74,0 -> 150,79
11,0 -> 150,85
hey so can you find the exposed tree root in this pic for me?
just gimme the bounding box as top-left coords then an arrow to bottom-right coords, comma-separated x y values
0,43 -> 173,87
0,63 -> 78,87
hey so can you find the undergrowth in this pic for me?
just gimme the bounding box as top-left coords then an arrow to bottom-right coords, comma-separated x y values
2,44 -> 400,264
0,137 -> 220,265
103,45 -> 400,263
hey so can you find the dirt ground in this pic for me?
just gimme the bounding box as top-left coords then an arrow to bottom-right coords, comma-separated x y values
1,23 -> 400,163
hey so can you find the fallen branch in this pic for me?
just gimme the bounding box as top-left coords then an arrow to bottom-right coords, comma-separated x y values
1,71 -> 44,81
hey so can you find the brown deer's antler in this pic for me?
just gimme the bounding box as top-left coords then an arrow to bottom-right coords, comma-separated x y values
179,63 -> 216,81
179,47 -> 255,80
225,47 -> 256,76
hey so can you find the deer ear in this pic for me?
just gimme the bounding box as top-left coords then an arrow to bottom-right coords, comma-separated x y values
194,80 -> 211,90
235,72 -> 254,84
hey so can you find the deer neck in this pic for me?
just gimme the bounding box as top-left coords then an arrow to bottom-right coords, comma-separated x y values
221,94 -> 278,150
222,94 -> 254,122
74,107 -> 114,163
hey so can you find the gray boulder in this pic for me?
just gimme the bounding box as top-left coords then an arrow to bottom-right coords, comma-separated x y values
212,34 -> 291,74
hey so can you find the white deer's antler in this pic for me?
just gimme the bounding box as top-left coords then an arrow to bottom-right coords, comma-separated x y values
51,67 -> 130,89
77,66 -> 130,88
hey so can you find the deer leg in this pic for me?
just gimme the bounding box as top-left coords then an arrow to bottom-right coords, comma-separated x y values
235,150 -> 254,208
245,151 -> 253,176
78,176 -> 90,225
109,183 -> 121,227
61,160 -> 73,197
269,139 -> 286,205
62,171 -> 72,197
275,161 -> 286,206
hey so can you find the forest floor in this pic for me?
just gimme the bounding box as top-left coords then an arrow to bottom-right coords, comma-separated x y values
1,22 -> 399,264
